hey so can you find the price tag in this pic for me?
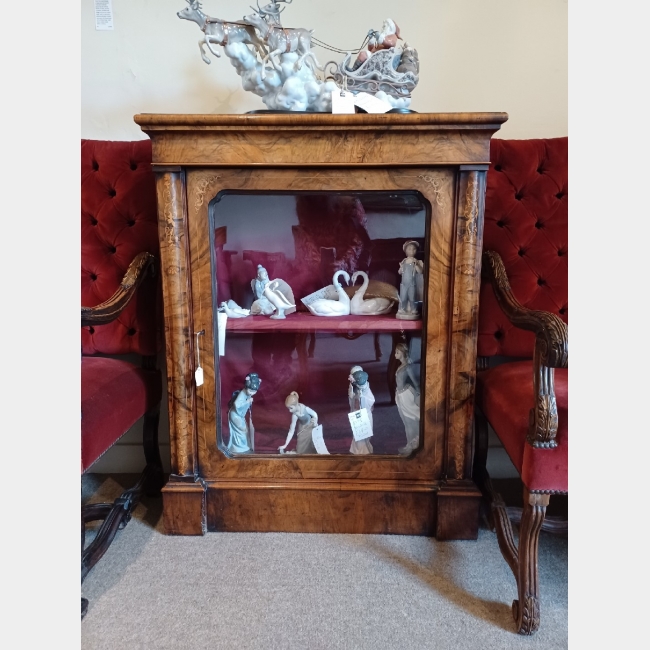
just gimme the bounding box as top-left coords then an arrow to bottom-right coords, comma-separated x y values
353,92 -> 393,114
300,285 -> 336,308
311,425 -> 330,454
348,408 -> 373,441
195,367 -> 204,387
217,312 -> 228,356
331,90 -> 356,114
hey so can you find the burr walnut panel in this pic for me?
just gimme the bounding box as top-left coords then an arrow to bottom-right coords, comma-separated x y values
138,113 -> 507,538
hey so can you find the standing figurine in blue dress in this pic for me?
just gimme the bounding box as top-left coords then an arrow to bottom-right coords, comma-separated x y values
227,373 -> 261,454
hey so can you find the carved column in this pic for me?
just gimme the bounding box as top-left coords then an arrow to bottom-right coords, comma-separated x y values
154,170 -> 197,478
447,169 -> 487,479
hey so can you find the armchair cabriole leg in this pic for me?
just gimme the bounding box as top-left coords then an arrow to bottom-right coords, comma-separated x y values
511,489 -> 549,635
489,483 -> 549,634
473,409 -> 492,529
142,404 -> 165,496
81,405 -> 163,619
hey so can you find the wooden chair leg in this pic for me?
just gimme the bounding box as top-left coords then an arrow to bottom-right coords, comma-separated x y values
473,409 -> 492,529
489,483 -> 549,635
511,489 -> 549,635
142,404 -> 165,497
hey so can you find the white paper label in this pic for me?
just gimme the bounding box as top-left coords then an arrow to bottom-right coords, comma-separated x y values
195,367 -> 204,387
311,425 -> 330,454
300,285 -> 336,308
331,91 -> 356,114
94,0 -> 114,31
217,312 -> 228,356
348,408 -> 373,441
353,92 -> 393,114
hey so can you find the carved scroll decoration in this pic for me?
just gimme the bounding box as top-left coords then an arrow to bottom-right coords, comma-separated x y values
162,175 -> 178,245
194,174 -> 221,214
418,173 -> 445,208
463,174 -> 479,244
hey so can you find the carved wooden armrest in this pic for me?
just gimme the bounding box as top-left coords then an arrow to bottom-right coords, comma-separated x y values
81,252 -> 155,328
482,250 -> 568,448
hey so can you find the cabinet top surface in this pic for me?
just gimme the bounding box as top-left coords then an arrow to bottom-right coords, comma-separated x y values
134,112 -> 508,131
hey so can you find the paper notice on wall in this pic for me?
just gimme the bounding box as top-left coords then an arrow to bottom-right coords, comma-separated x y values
311,425 -> 330,454
348,408 -> 373,441
217,312 -> 228,356
94,0 -> 114,31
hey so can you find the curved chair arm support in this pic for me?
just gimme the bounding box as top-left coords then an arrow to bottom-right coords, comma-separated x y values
81,252 -> 155,327
482,250 -> 568,447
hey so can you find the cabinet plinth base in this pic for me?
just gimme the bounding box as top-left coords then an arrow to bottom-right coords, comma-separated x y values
161,476 -> 206,535
158,479 -> 481,538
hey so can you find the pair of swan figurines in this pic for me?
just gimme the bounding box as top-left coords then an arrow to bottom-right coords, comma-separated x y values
220,281 -> 296,320
305,270 -> 399,317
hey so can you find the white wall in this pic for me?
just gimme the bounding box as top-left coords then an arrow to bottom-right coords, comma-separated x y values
81,0 -> 567,141
84,0 -> 567,476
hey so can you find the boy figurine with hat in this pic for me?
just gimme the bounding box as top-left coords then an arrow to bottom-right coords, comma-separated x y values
396,240 -> 424,320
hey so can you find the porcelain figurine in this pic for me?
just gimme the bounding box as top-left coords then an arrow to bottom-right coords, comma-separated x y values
278,391 -> 319,454
349,271 -> 395,316
220,300 -> 250,318
348,367 -> 374,455
227,373 -> 261,454
176,1 -> 418,111
305,270 -> 351,317
263,280 -> 296,319
250,265 -> 275,315
250,265 -> 296,317
396,240 -> 424,320
393,343 -> 421,455
347,365 -> 363,411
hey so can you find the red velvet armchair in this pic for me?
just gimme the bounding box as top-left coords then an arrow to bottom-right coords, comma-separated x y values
81,139 -> 164,618
473,137 -> 568,635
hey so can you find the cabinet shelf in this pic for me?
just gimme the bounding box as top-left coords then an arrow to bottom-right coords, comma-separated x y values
225,312 -> 422,333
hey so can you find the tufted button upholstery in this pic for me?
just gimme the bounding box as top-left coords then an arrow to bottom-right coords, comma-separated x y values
478,137 -> 568,358
81,140 -> 162,356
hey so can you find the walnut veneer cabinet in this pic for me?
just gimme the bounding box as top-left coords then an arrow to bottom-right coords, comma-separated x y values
134,112 -> 508,539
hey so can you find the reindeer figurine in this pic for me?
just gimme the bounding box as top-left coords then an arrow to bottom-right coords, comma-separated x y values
250,0 -> 291,26
177,0 -> 267,64
244,3 -> 321,79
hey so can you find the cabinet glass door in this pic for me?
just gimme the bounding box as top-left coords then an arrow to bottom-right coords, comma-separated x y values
210,191 -> 429,457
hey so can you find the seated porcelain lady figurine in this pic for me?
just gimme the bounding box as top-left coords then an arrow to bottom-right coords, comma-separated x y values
227,373 -> 261,454
220,300 -> 250,318
278,391 -> 319,454
250,264 -> 297,318
250,265 -> 275,315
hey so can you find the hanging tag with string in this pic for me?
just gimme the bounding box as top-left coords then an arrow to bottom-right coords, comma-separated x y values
331,75 -> 355,114
195,330 -> 205,387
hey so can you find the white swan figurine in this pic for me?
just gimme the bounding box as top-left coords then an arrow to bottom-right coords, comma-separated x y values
263,280 -> 296,320
349,271 -> 394,316
306,271 -> 351,317
220,300 -> 250,318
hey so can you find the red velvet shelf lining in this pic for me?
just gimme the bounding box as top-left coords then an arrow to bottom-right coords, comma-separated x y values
225,313 -> 422,333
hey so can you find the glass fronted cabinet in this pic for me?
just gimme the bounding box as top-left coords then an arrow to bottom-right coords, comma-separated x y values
136,112 -> 507,539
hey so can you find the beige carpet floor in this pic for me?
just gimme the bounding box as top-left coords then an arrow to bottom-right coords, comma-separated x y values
81,474 -> 567,650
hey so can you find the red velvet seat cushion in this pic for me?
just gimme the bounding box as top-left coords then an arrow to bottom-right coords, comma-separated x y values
81,357 -> 162,473
476,361 -> 567,493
